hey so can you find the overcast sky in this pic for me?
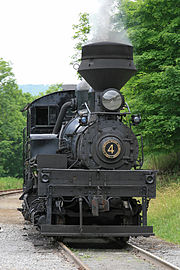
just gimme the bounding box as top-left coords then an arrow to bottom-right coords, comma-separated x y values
0,0 -> 99,85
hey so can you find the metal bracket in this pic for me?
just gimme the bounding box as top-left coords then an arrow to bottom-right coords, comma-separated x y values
92,195 -> 109,216
142,196 -> 147,226
46,186 -> 53,224
79,197 -> 83,232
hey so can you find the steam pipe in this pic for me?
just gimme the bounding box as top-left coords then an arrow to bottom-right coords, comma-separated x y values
53,101 -> 72,134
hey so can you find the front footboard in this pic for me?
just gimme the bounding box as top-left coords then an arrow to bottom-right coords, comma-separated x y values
38,169 -> 157,237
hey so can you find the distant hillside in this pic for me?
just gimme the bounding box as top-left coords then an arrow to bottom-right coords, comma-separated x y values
19,84 -> 49,95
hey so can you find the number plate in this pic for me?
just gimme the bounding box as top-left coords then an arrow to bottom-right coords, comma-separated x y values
102,139 -> 121,159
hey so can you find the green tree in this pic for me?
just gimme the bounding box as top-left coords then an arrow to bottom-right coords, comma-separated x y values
37,83 -> 63,98
71,12 -> 90,67
45,83 -> 62,94
115,0 -> 180,152
0,58 -> 33,177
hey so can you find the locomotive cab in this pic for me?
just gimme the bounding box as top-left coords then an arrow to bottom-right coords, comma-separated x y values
20,43 -> 156,241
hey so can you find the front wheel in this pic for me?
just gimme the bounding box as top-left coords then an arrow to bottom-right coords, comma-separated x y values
114,237 -> 129,248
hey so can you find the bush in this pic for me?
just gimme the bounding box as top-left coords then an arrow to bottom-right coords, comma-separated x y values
143,151 -> 180,174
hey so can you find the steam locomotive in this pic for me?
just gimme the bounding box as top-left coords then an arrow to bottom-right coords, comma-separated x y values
20,42 -> 156,241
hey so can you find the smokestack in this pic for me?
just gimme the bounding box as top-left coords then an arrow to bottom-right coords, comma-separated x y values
78,42 -> 137,91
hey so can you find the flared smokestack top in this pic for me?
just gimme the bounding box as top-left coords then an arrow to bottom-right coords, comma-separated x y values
78,42 -> 137,91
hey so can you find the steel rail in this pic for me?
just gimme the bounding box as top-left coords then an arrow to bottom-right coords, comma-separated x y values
0,189 -> 23,196
58,239 -> 180,270
128,243 -> 180,270
59,241 -> 90,270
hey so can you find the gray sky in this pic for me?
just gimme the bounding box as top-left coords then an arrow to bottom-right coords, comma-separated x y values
0,0 -> 99,85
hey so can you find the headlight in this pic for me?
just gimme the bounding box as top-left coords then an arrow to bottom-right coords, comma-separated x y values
146,175 -> 154,184
102,89 -> 123,111
41,173 -> 49,183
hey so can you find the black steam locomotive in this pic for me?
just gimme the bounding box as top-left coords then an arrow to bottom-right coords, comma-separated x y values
20,42 -> 156,241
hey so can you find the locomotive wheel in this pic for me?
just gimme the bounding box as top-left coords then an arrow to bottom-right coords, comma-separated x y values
114,237 -> 129,247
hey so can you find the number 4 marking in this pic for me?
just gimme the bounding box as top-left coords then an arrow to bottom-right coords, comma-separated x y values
107,144 -> 114,154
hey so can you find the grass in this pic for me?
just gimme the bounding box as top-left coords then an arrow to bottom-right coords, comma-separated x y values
143,151 -> 180,244
0,177 -> 23,190
148,176 -> 180,245
143,151 -> 180,174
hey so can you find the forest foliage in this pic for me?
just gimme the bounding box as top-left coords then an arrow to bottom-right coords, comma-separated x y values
0,59 -> 62,177
71,12 -> 90,66
115,0 -> 180,153
0,59 -> 33,177
73,0 -> 180,155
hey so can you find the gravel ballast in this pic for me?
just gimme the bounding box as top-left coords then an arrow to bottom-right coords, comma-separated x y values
0,194 -> 77,270
129,236 -> 180,269
0,224 -> 77,270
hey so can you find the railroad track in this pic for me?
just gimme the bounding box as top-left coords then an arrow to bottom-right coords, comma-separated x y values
0,190 -> 178,269
129,243 -> 180,270
59,238 -> 180,270
0,189 -> 23,196
59,241 -> 90,270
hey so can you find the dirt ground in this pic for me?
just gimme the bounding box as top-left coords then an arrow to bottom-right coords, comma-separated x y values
0,193 -> 24,224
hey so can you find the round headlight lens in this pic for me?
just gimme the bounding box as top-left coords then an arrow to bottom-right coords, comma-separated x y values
146,175 -> 154,184
102,89 -> 123,111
